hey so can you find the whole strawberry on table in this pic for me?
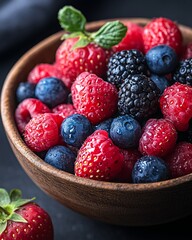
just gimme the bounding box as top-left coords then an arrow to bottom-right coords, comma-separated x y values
15,5 -> 192,184
0,188 -> 53,239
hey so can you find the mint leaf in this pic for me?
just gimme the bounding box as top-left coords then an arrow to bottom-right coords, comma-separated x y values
10,213 -> 27,223
0,222 -> 7,235
0,189 -> 10,206
58,6 -> 86,33
73,35 -> 90,49
91,21 -> 127,49
10,189 -> 22,202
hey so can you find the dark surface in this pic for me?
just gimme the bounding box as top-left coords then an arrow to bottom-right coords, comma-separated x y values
1,0 -> 192,239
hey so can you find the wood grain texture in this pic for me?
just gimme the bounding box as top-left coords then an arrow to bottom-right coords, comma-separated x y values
1,18 -> 192,226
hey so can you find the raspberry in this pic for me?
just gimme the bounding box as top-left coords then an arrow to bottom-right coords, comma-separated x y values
166,142 -> 192,178
71,72 -> 118,125
15,98 -> 51,133
52,104 -> 77,121
116,149 -> 141,182
55,38 -> 112,88
160,83 -> 192,131
173,59 -> 192,86
181,43 -> 192,60
75,130 -> 124,181
107,50 -> 147,88
139,119 -> 177,157
27,64 -> 63,84
24,113 -> 60,152
112,22 -> 144,53
118,74 -> 160,121
143,17 -> 183,55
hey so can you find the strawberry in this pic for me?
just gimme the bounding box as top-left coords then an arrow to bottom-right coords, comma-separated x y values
75,130 -> 124,181
143,17 -> 183,55
55,6 -> 127,88
113,22 -> 144,53
71,72 -> 118,124
0,188 -> 53,240
56,38 -> 112,89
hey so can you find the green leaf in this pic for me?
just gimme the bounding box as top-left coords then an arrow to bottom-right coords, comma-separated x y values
12,198 -> 35,209
0,189 -> 10,206
61,32 -> 84,40
91,21 -> 127,49
10,213 -> 27,223
73,35 -> 90,49
0,222 -> 7,235
58,6 -> 86,33
10,189 -> 22,202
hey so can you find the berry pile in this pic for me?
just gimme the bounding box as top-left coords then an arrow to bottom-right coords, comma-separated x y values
14,6 -> 192,184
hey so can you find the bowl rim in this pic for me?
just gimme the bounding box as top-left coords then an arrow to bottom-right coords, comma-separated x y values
1,17 -> 192,192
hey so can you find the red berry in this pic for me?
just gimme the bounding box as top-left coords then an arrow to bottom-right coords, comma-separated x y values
166,142 -> 192,178
71,72 -> 118,124
55,38 -> 112,88
160,83 -> 192,131
139,119 -> 177,157
24,113 -> 60,152
52,103 -> 77,121
0,189 -> 53,240
75,130 -> 124,181
143,17 -> 183,55
15,98 -> 51,133
113,22 -> 144,52
27,63 -> 63,84
181,43 -> 192,60
116,149 -> 141,182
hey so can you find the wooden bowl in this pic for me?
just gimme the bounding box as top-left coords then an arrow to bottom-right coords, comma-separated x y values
1,18 -> 192,226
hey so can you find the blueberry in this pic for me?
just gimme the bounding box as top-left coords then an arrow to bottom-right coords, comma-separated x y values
132,156 -> 169,183
35,77 -> 68,107
61,114 -> 93,148
146,45 -> 178,75
45,145 -> 76,173
94,118 -> 113,135
150,74 -> 169,94
16,82 -> 36,102
110,115 -> 141,148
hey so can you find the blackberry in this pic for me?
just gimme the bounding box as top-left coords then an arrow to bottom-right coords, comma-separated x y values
118,74 -> 160,121
178,120 -> 192,143
107,50 -> 148,88
173,59 -> 192,85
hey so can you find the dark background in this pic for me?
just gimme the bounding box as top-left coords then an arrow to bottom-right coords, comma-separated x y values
1,0 -> 192,239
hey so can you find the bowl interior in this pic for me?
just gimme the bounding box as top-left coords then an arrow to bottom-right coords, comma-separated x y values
1,18 -> 192,192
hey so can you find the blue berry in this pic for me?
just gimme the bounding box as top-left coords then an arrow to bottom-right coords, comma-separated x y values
45,145 -> 76,173
110,115 -> 141,148
132,156 -> 169,183
146,45 -> 178,75
61,114 -> 93,148
150,74 -> 169,94
35,77 -> 68,107
94,118 -> 113,135
16,82 -> 36,102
